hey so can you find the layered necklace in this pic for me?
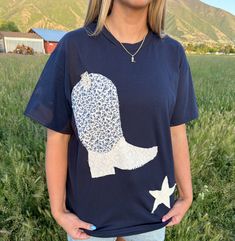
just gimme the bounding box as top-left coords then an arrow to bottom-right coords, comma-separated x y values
104,23 -> 149,63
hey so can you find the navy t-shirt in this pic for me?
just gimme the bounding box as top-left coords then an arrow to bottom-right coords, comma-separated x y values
23,19 -> 199,237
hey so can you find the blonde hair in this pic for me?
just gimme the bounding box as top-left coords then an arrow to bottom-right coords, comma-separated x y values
83,0 -> 167,38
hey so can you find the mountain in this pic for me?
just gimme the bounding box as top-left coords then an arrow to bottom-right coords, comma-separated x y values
0,0 -> 235,45
166,0 -> 235,45
0,0 -> 88,31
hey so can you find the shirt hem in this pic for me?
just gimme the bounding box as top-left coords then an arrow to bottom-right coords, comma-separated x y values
82,221 -> 169,238
23,110 -> 73,135
169,111 -> 199,127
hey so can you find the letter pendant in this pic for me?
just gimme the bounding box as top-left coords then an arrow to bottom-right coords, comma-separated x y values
131,56 -> 136,63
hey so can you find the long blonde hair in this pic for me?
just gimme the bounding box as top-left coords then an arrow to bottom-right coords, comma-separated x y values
83,0 -> 167,38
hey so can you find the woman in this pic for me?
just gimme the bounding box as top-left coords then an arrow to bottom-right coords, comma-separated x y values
23,0 -> 199,240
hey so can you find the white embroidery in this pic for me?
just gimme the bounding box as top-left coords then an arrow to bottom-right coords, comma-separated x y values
80,71 -> 91,90
149,176 -> 176,214
71,72 -> 158,178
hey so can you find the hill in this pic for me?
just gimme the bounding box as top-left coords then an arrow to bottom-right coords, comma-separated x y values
166,0 -> 235,44
0,0 -> 235,45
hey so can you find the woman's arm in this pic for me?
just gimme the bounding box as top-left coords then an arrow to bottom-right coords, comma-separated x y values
45,128 -> 70,217
45,128 -> 96,239
162,124 -> 193,226
170,124 -> 193,201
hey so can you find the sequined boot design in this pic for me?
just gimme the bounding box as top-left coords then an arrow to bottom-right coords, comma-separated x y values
71,71 -> 158,178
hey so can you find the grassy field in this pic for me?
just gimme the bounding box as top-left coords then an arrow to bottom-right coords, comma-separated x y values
0,53 -> 234,241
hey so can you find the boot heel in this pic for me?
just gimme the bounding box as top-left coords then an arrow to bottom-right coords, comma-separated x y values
88,153 -> 116,178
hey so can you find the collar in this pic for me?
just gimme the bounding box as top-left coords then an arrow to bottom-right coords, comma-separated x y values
85,18 -> 153,50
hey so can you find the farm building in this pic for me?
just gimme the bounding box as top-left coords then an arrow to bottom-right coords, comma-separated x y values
0,31 -> 44,53
29,28 -> 67,54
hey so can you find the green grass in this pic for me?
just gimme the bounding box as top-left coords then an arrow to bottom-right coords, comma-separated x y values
0,54 -> 234,241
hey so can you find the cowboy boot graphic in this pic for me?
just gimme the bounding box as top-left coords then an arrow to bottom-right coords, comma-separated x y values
71,71 -> 158,178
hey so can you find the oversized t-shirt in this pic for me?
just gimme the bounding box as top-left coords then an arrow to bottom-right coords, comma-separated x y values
23,18 -> 199,238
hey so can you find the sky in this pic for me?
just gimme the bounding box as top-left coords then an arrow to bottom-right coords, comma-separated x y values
200,0 -> 235,15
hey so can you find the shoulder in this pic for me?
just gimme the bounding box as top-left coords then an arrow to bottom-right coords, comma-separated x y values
163,34 -> 185,52
60,26 -> 88,45
155,33 -> 186,62
61,23 -> 102,51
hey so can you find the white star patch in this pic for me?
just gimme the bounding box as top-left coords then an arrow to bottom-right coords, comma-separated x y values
149,176 -> 176,214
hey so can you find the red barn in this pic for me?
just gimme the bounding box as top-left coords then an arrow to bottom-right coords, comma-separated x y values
29,28 -> 67,54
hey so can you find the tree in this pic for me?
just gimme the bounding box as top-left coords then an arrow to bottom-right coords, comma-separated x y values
0,20 -> 19,31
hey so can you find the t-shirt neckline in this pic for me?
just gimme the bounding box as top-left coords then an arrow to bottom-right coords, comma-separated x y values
101,24 -> 152,48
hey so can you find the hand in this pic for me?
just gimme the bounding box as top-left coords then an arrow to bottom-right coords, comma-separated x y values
52,209 -> 96,240
162,196 -> 192,227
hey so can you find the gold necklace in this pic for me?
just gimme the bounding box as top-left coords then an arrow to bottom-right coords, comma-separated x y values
104,23 -> 148,63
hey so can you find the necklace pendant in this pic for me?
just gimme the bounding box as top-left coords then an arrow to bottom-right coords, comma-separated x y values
131,56 -> 136,63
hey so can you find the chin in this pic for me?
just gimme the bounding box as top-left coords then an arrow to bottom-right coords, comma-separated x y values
118,0 -> 152,9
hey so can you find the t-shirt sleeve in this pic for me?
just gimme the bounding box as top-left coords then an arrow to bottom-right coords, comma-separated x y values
170,43 -> 199,126
23,36 -> 73,134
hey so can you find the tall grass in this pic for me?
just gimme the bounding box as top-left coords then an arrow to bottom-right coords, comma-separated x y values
0,54 -> 234,241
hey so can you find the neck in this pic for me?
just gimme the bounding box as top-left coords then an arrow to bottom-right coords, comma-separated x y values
105,1 -> 149,44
